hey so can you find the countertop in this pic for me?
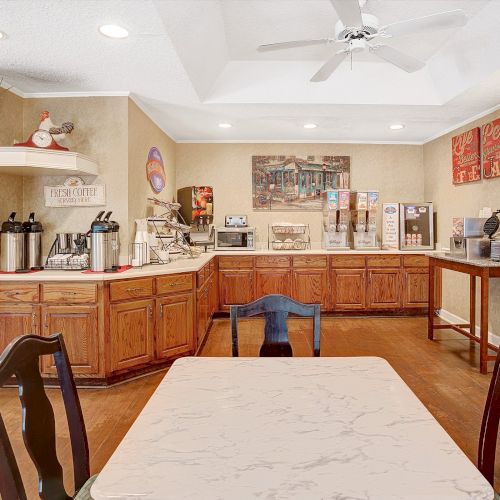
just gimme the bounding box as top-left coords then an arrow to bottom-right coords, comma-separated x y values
429,252 -> 500,268
0,248 -> 434,282
91,357 -> 493,500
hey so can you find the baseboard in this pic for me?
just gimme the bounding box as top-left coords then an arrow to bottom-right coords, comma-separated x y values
438,308 -> 500,347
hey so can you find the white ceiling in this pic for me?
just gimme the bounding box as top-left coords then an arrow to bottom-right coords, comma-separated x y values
0,0 -> 499,143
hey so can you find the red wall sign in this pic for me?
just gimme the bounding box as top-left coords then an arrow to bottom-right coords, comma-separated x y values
482,118 -> 500,180
452,127 -> 481,185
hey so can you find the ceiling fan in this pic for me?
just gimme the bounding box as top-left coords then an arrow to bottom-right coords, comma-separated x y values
258,0 -> 467,82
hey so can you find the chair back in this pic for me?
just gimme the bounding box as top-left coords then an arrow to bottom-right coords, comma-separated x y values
0,334 -> 90,500
478,348 -> 500,486
230,294 -> 320,357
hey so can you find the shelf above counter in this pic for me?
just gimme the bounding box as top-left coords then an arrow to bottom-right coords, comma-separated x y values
0,147 -> 99,176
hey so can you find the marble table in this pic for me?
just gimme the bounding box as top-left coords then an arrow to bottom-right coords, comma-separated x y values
91,357 -> 494,500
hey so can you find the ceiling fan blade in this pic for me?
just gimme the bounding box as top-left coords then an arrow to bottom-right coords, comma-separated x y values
329,0 -> 363,27
258,39 -> 331,52
310,51 -> 348,82
369,45 -> 425,73
382,9 -> 467,38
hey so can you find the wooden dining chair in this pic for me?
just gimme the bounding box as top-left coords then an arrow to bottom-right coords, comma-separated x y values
230,294 -> 320,357
0,334 -> 96,500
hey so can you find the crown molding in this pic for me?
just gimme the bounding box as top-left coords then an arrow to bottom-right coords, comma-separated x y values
423,103 -> 500,144
175,139 -> 424,145
20,91 -> 131,98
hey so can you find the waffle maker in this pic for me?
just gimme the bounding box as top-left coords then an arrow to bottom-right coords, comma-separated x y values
483,210 -> 500,239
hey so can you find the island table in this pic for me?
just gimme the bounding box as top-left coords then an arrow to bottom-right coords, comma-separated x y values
91,357 -> 493,499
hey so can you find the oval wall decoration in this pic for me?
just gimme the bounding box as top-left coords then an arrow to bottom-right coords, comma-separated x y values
146,147 -> 166,193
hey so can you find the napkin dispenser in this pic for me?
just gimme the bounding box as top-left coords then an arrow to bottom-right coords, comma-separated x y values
466,238 -> 491,261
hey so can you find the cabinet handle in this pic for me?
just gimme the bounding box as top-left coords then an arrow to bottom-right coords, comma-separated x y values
44,312 -> 48,328
148,305 -> 153,319
160,304 -> 164,318
32,312 -> 36,330
127,287 -> 145,294
61,290 -> 77,295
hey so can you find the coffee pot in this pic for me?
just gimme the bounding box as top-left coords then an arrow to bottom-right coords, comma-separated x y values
23,212 -> 43,270
88,211 -> 110,272
0,212 -> 25,272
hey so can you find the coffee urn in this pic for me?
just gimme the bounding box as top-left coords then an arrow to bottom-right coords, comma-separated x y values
103,211 -> 120,271
23,212 -> 43,270
89,211 -> 110,272
0,212 -> 25,272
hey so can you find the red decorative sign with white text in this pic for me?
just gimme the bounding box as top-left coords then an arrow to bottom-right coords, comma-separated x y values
452,127 -> 481,185
482,118 -> 500,180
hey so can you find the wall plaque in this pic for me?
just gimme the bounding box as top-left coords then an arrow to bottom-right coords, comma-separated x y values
482,118 -> 500,179
44,176 -> 106,207
451,127 -> 481,184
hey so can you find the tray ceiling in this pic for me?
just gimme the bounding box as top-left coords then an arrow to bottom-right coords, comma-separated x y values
0,0 -> 499,142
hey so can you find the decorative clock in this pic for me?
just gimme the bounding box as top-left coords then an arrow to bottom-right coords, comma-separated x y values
14,111 -> 74,151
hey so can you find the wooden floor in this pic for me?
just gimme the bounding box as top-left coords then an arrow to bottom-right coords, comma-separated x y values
1,316 -> 499,498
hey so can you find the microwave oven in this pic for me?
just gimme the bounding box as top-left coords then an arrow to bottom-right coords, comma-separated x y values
215,227 -> 256,251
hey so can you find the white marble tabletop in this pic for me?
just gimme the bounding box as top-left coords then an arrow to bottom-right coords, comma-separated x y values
91,357 -> 494,500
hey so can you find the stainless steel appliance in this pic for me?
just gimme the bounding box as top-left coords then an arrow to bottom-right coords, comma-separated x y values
104,211 -> 120,270
215,227 -> 255,250
399,202 -> 434,250
491,241 -> 500,262
177,186 -> 214,232
0,212 -> 25,272
23,212 -> 43,270
89,211 -> 111,272
225,215 -> 247,228
449,217 -> 488,258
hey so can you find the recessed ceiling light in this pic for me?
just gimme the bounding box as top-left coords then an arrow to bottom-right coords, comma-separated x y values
218,122 -> 232,128
389,123 -> 405,130
99,24 -> 129,39
0,31 -> 6,40
304,123 -> 318,129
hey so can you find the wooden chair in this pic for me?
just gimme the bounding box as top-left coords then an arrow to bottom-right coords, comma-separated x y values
0,334 -> 96,500
230,294 -> 320,357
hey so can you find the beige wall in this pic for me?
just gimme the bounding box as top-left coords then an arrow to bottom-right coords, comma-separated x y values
175,143 -> 424,244
128,99 -> 176,239
22,96 -> 130,256
424,109 -> 500,338
0,89 -> 24,218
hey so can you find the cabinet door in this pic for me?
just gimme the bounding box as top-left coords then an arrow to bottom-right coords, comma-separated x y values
403,268 -> 429,308
41,305 -> 99,375
255,269 -> 291,299
331,269 -> 366,310
292,269 -> 328,309
110,299 -> 154,372
0,305 -> 39,352
367,269 -> 402,309
197,284 -> 209,344
156,293 -> 194,360
219,270 -> 254,310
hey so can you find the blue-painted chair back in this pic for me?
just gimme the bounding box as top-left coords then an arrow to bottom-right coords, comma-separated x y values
230,294 -> 320,357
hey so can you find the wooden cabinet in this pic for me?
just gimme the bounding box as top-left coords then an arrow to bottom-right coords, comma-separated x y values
109,278 -> 154,302
157,273 -> 193,295
403,267 -> 429,308
219,270 -> 254,309
331,269 -> 366,310
255,269 -> 291,299
367,269 -> 401,309
0,304 -> 39,350
109,299 -> 154,372
41,305 -> 99,375
197,283 -> 210,345
292,268 -> 328,309
156,293 -> 194,359
41,283 -> 97,304
0,283 -> 39,303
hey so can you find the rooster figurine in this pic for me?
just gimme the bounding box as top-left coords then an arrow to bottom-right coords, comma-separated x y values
39,111 -> 74,143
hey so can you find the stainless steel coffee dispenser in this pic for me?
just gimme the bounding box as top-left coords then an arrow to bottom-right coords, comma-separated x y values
23,212 -> 43,270
0,212 -> 25,272
89,211 -> 110,272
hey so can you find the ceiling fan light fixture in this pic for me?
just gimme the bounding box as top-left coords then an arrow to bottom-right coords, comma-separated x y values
304,123 -> 318,129
389,123 -> 405,130
99,24 -> 129,39
218,122 -> 232,129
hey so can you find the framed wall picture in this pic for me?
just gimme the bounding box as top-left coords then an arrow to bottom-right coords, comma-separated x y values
451,127 -> 481,185
146,147 -> 166,193
482,118 -> 500,179
252,155 -> 350,211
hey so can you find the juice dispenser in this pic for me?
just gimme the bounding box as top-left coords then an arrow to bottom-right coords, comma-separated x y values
323,189 -> 350,250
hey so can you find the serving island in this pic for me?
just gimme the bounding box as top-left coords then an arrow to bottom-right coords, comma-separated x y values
0,250 -> 438,385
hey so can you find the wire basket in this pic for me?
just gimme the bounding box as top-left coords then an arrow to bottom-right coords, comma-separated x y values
271,240 -> 308,251
272,224 -> 307,234
45,237 -> 90,270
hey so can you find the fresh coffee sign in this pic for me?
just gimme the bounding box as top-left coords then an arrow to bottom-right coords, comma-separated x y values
44,177 -> 106,207
451,127 -> 481,185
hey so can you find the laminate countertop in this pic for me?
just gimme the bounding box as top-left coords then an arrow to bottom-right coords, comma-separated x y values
0,249 -> 434,282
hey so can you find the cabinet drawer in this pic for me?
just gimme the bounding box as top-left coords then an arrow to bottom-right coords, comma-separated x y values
367,255 -> 401,268
218,256 -> 254,269
403,255 -> 428,268
0,283 -> 39,303
255,255 -> 291,268
109,278 -> 153,302
292,255 -> 327,268
330,255 -> 366,269
42,283 -> 97,303
157,273 -> 193,295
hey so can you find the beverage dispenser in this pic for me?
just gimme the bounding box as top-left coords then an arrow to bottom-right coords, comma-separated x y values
351,191 -> 380,250
177,186 -> 214,242
399,202 -> 434,250
323,189 -> 351,250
